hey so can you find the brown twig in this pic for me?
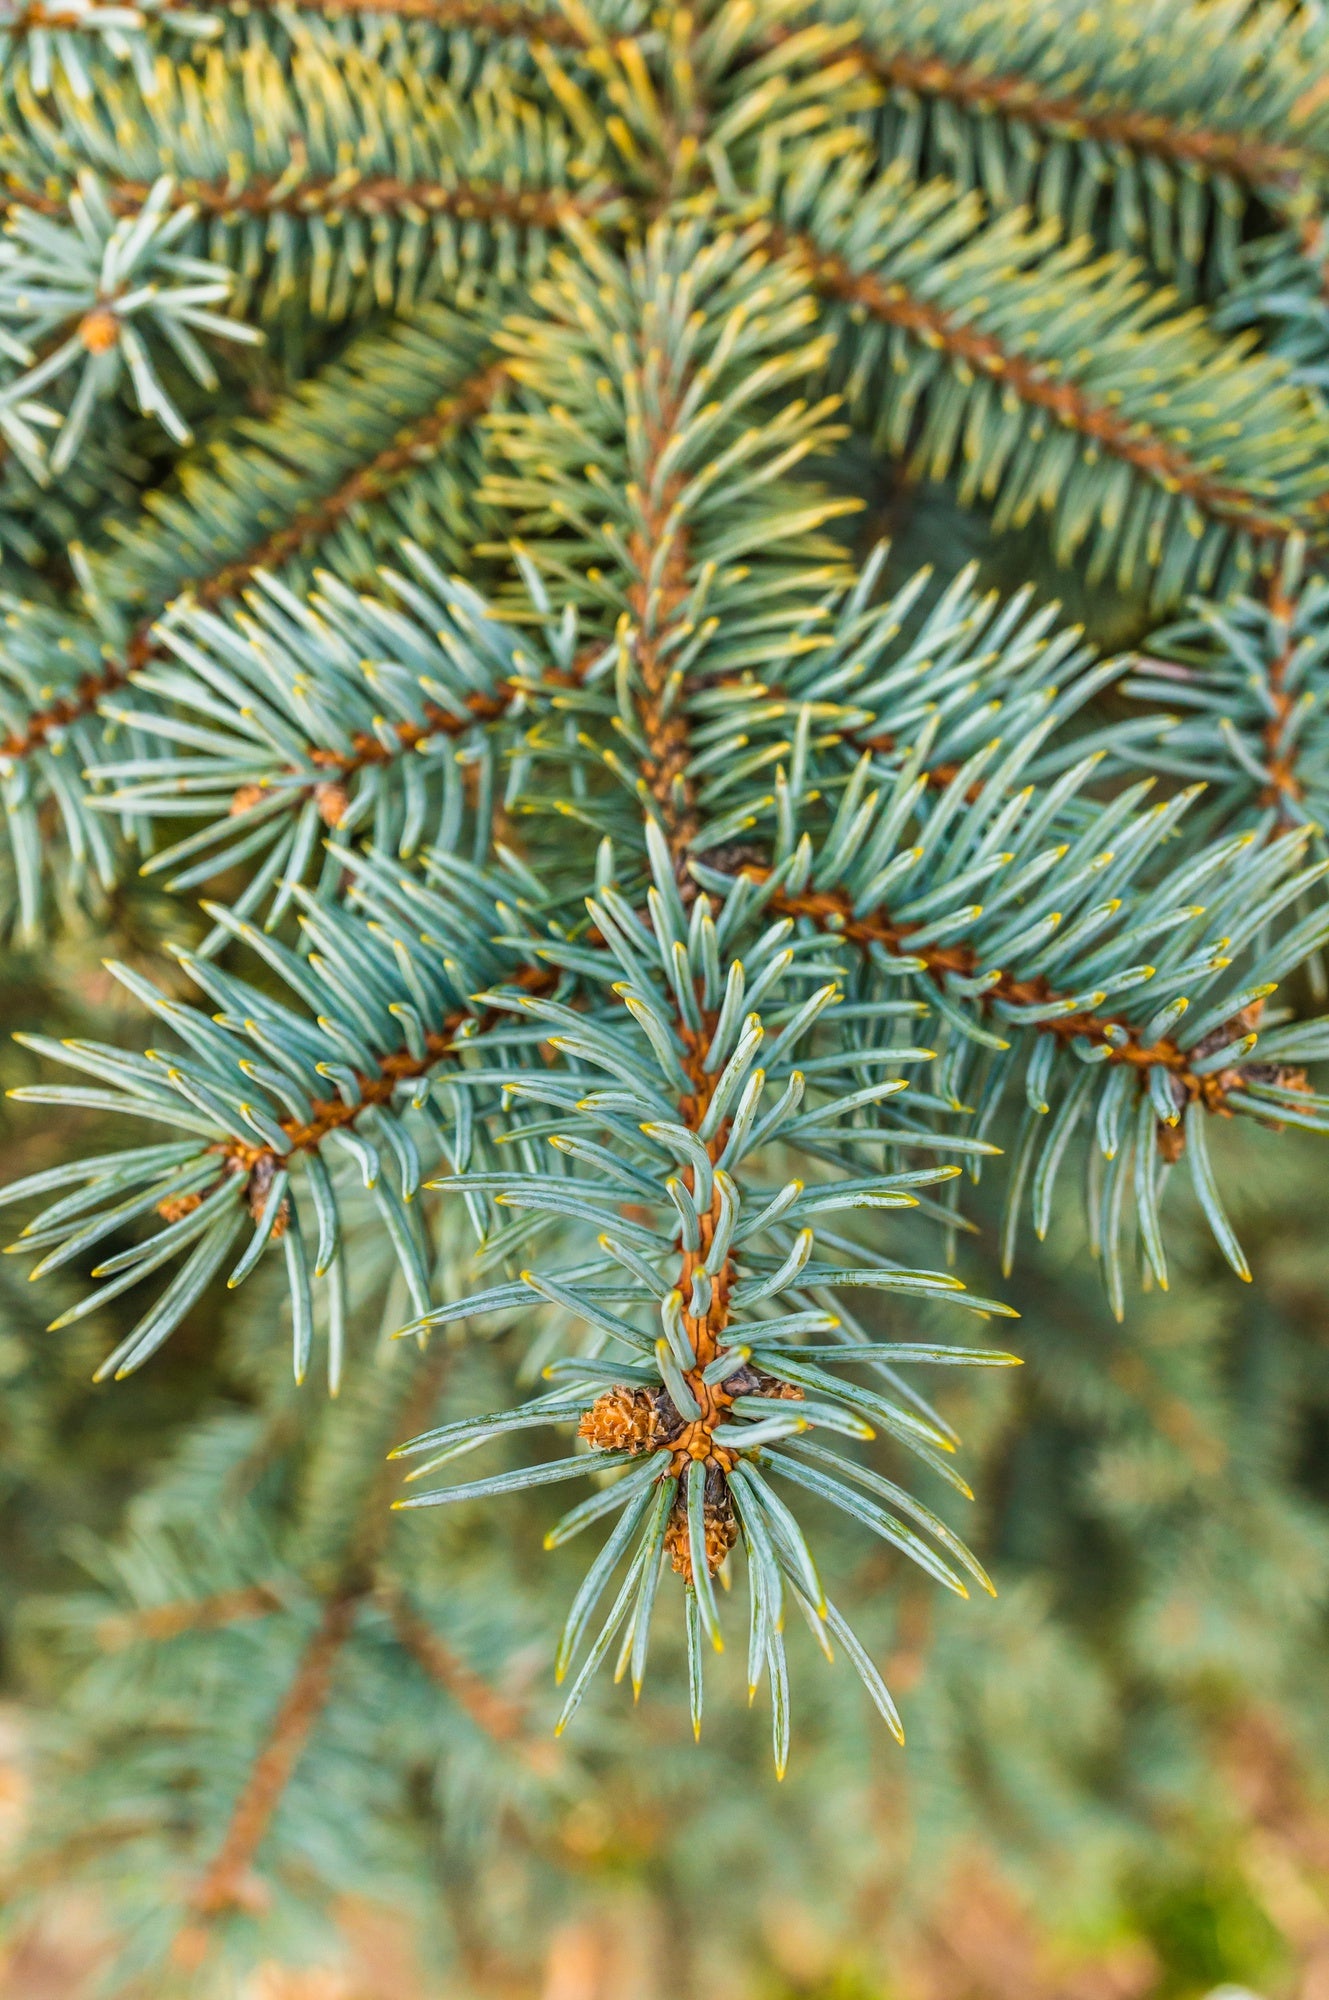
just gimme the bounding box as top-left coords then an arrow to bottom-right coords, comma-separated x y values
212,963 -> 557,1224
749,874 -> 1281,1133
1261,575 -> 1306,815
215,0 -> 585,36
4,173 -> 609,229
831,42 -> 1318,194
0,358 -> 511,767
174,1346 -> 456,1958
782,234 -> 1307,548
382,1585 -> 563,1778
96,1583 -> 286,1651
579,992 -> 801,1579
177,1590 -> 361,1942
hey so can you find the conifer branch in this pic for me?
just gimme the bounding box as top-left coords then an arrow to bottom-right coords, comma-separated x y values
397,835 -> 1018,1753
4,354 -> 509,770
210,967 -> 551,1190
190,358 -> 511,611
625,396 -> 697,861
176,1343 -> 453,1946
220,0 -> 584,38
3,172 -> 614,231
10,0 -> 1329,1873
177,1587 -> 362,1941
1255,576 -> 1306,816
783,232 -> 1313,549
736,0 -> 1329,280
1124,551 -> 1329,831
380,1583 -> 534,1745
570,988 -> 752,1505
0,626 -> 155,764
753,875 -> 1289,1123
827,43 -> 1319,195
96,1582 -> 286,1650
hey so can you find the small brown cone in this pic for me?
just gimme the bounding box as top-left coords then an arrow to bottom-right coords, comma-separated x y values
578,1386 -> 667,1456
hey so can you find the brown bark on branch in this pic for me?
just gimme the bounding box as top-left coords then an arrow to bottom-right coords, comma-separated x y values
0,360 -> 510,767
780,233 -> 1309,548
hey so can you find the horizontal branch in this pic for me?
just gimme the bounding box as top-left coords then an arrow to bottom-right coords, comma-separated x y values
3,171 -> 611,231
754,874 -> 1266,1118
214,0 -> 585,37
0,0 -> 581,35
1,357 -> 511,766
96,1583 -> 285,1651
783,232 -> 1305,548
839,42 -> 1319,192
217,963 -> 556,1205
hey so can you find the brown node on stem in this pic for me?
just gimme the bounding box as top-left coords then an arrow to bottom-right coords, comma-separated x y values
314,779 -> 351,828
78,304 -> 120,353
230,783 -> 266,816
156,1190 -> 203,1223
1155,997 -> 1308,1160
244,1151 -> 291,1238
664,1472 -> 738,1583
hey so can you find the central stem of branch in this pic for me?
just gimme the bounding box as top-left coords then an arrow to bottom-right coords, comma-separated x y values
579,994 -> 801,1579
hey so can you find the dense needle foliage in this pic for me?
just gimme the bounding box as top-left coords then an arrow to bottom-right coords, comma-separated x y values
3,0 -> 1329,1991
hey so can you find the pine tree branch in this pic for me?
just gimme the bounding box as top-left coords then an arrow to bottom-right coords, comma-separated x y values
627,406 -> 697,864
176,1346 -> 453,1950
379,1583 -> 532,1744
191,358 -> 511,609
3,172 -> 614,231
752,874 -> 1290,1124
0,628 -> 157,765
820,41 -> 1318,195
153,1555 -> 453,1980
216,0 -> 585,38
215,962 -> 555,1202
782,231 -> 1312,548
178,1587 -> 361,1936
1,356 -> 511,768
1259,574 -> 1306,816
96,1583 -> 286,1651
574,983 -> 808,1585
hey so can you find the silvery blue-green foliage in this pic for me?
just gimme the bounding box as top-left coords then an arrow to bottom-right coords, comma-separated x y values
736,733 -> 1329,1313
0,0 -> 219,99
0,299 -> 515,940
2,816 -> 1023,1757
0,595 -> 133,935
0,172 -> 260,470
82,303 -> 506,618
93,545 -> 546,944
5,2 -> 1329,1962
1216,226 -> 1329,391
391,827 -> 1019,1760
1127,544 -> 1329,835
0,0 -> 1328,932
0,30 -> 620,322
812,0 -> 1327,288
759,142 -> 1328,610
1,846 -> 527,1390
